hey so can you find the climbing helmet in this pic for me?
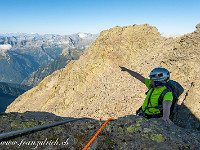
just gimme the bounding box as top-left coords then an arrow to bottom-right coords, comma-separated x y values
149,67 -> 170,83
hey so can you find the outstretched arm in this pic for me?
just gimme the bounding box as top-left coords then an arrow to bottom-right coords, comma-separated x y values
120,66 -> 145,84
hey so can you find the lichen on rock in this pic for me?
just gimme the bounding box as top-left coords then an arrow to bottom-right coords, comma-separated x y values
0,112 -> 200,149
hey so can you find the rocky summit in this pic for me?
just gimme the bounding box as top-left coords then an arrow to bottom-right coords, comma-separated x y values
6,23 -> 200,132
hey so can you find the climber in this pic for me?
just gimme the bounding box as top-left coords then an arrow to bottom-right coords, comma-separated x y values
120,66 -> 174,124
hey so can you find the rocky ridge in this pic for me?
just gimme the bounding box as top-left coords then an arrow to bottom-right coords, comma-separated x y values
6,24 -> 200,131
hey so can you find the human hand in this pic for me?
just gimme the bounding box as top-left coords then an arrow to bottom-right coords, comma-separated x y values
159,117 -> 174,125
119,66 -> 128,71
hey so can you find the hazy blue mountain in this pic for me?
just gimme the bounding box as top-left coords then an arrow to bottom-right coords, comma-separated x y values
0,50 -> 39,83
0,33 -> 98,84
22,48 -> 86,87
0,82 -> 31,112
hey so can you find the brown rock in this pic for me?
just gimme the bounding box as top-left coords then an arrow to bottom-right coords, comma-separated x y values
196,23 -> 200,30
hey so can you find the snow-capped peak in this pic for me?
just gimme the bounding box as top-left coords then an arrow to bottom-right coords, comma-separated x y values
78,33 -> 87,38
161,32 -> 183,38
0,44 -> 12,50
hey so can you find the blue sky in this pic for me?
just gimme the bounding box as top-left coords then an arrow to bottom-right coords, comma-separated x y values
0,0 -> 200,35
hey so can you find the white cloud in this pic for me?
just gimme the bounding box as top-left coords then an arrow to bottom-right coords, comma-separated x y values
0,44 -> 12,50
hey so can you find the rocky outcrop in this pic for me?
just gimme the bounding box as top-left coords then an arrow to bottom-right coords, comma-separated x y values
196,23 -> 200,30
6,24 -> 200,131
0,112 -> 199,149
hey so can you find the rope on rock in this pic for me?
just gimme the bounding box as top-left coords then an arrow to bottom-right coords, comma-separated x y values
83,118 -> 114,150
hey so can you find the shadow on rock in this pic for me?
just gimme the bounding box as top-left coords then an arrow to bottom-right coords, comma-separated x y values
173,103 -> 200,131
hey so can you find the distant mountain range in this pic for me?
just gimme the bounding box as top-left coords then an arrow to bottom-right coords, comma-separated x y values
161,32 -> 183,38
0,32 -> 99,84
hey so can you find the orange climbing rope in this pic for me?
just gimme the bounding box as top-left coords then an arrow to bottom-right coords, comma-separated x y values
83,118 -> 114,150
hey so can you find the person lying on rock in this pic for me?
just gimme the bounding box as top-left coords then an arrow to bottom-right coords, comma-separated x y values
120,66 -> 174,124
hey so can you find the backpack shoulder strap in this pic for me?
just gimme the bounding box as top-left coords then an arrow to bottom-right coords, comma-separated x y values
158,87 -> 171,105
145,85 -> 153,95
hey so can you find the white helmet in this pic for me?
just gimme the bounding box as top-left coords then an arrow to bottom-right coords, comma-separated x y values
149,67 -> 170,83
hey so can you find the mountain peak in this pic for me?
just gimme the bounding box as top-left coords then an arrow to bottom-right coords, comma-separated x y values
6,23 -> 200,131
78,32 -> 87,38
0,44 -> 12,50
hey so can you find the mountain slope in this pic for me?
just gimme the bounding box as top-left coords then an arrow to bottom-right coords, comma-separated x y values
21,48 -> 86,87
0,82 -> 31,112
6,24 -> 200,130
0,50 -> 39,83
